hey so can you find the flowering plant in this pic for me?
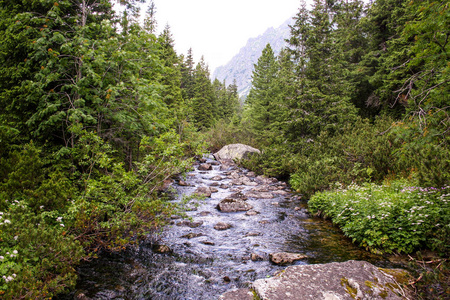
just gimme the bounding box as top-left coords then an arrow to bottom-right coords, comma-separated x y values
309,180 -> 450,255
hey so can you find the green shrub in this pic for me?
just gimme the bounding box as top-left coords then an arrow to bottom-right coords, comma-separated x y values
309,180 -> 450,255
0,202 -> 84,298
203,118 -> 257,152
289,116 -> 402,197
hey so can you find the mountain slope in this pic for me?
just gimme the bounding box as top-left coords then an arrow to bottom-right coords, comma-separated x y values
213,18 -> 293,98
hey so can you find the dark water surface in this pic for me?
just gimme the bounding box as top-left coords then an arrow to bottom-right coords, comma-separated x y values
58,158 -> 400,300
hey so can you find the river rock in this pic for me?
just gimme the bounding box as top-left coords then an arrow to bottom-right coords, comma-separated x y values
242,177 -> 258,186
272,190 -> 289,196
245,192 -> 274,199
210,187 -> 219,193
217,198 -> 253,212
211,175 -> 223,181
200,240 -> 215,246
269,252 -> 307,265
198,163 -> 212,171
153,244 -> 171,254
245,210 -> 260,216
178,180 -> 189,186
252,260 -> 411,300
214,222 -> 232,230
181,232 -> 204,239
214,143 -> 261,161
218,288 -> 254,300
220,184 -> 229,189
230,178 -> 243,185
229,191 -> 247,200
176,220 -> 203,228
251,253 -> 264,261
194,186 -> 212,197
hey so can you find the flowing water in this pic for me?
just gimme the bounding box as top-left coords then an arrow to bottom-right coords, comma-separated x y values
58,157 -> 401,300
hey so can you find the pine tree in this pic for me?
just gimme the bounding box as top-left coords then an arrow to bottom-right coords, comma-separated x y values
158,24 -> 183,109
143,0 -> 157,34
244,43 -> 279,141
191,57 -> 216,128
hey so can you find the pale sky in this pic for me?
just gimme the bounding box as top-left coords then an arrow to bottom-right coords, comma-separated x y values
147,0 -> 301,72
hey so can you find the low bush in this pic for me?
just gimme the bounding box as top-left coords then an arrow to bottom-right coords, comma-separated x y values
309,180 -> 450,255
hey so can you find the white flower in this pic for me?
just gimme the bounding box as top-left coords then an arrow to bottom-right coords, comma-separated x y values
4,219 -> 11,224
12,250 -> 18,254
39,206 -> 44,209
13,236 -> 18,241
0,256 -> 4,260
60,224 -> 64,227
56,217 -> 63,222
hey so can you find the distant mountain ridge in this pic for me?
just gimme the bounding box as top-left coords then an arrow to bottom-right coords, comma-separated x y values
213,17 -> 294,98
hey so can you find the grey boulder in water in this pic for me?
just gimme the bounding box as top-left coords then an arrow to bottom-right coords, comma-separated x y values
214,143 -> 261,161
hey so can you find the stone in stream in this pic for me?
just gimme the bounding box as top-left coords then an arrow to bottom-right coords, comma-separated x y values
214,222 -> 232,231
198,163 -> 212,171
178,180 -> 189,186
210,187 -> 219,193
229,191 -> 247,200
210,182 -> 219,187
193,186 -> 212,197
245,232 -> 261,237
181,232 -> 204,239
251,253 -> 264,261
245,191 -> 274,199
219,184 -> 229,189
230,178 -> 243,186
200,240 -> 215,246
214,143 -> 261,161
246,171 -> 256,177
242,176 -> 258,186
245,210 -> 260,216
229,171 -> 241,179
176,220 -> 203,228
272,190 -> 289,196
152,244 -> 171,254
217,198 -> 253,212
218,288 -> 254,300
250,260 -> 412,300
210,175 -> 223,181
269,252 -> 307,265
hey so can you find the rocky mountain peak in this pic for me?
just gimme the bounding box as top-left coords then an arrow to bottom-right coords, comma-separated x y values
213,17 -> 294,99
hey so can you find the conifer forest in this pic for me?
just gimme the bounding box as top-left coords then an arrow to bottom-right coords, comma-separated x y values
0,0 -> 448,298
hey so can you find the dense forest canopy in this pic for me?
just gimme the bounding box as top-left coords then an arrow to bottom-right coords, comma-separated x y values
0,0 -> 448,298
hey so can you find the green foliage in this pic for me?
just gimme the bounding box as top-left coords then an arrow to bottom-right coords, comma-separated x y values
203,119 -> 256,153
0,201 -> 84,298
0,0 -> 211,297
288,116 -> 400,196
309,180 -> 450,255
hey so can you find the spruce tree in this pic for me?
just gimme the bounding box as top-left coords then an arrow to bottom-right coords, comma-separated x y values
244,43 -> 279,141
192,57 -> 216,128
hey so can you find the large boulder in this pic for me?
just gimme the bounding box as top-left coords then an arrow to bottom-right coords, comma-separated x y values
214,144 -> 261,161
252,260 -> 411,300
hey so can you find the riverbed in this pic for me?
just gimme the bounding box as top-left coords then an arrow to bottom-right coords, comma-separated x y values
58,157 -> 400,299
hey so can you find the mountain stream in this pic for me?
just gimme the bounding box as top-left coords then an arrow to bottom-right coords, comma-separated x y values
58,156 -> 400,299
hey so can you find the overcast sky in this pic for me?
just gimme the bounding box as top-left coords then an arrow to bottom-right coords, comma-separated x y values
145,0 -> 301,72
